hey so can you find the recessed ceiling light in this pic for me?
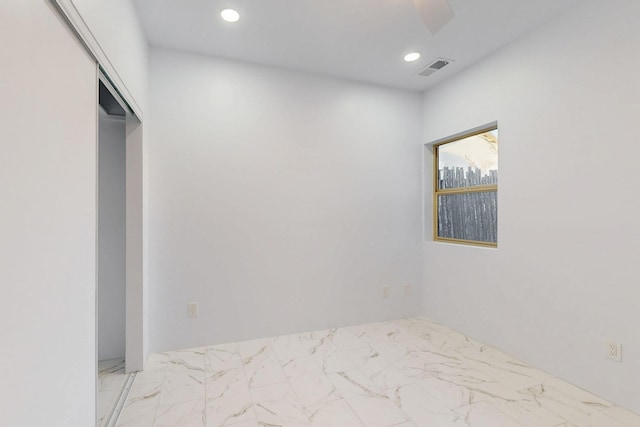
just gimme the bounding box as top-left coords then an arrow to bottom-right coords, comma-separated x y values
221,9 -> 240,23
404,52 -> 421,62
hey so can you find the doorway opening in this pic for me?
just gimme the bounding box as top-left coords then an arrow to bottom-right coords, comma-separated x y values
96,74 -> 142,427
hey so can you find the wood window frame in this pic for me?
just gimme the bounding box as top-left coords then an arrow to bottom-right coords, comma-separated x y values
433,123 -> 498,248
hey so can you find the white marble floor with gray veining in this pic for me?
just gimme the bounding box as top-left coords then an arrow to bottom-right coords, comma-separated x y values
99,358 -> 128,426
116,318 -> 640,427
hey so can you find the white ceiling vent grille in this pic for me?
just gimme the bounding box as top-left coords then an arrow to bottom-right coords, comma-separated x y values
418,58 -> 453,77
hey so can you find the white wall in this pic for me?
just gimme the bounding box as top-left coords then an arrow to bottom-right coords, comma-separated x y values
148,47 -> 424,352
422,0 -> 640,412
98,110 -> 126,361
0,2 -> 97,425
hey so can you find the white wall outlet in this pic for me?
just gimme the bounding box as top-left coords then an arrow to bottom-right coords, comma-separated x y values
403,285 -> 414,296
187,302 -> 199,318
606,341 -> 622,362
381,286 -> 390,298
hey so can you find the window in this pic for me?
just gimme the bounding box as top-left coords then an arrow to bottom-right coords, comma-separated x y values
433,125 -> 498,247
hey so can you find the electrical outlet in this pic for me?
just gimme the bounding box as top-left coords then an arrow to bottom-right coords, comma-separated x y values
381,286 -> 390,298
187,302 -> 199,318
606,341 -> 622,362
403,285 -> 414,296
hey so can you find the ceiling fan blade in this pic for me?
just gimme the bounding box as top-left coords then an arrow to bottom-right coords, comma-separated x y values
412,0 -> 454,35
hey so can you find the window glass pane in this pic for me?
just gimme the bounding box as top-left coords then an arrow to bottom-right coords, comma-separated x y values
437,130 -> 498,189
437,191 -> 497,243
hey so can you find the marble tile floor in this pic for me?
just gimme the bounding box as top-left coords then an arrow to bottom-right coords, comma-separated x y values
99,358 -> 129,426
116,318 -> 640,427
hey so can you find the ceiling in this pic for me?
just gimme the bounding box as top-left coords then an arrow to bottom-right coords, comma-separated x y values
133,0 -> 583,91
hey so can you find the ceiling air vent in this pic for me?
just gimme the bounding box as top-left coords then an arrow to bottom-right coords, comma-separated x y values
418,58 -> 453,77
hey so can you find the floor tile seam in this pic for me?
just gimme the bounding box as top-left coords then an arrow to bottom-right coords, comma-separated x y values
458,401 -> 531,427
277,347 -> 353,411
320,368 -> 373,427
329,328 -> 370,352
533,406 -> 588,427
380,383 -> 433,426
328,367 -> 415,426
377,376 -> 419,395
149,368 -> 170,426
127,374 -> 164,400
204,345 -> 239,390
458,365 -> 546,398
431,355 -> 520,380
390,354 -> 432,376
203,345 -> 212,427
301,397 -> 351,427
301,393 -> 343,412
249,385 -> 308,426
552,409 -> 602,427
484,391 -> 597,427
268,334 -> 315,368
410,373 -> 489,411
157,386 -> 205,405
160,374 -> 207,396
456,376 -> 537,407
416,320 -> 617,414
296,374 -> 345,411
333,343 -> 371,354
117,374 -> 164,426
456,345 -> 544,368
511,380 -> 614,415
458,356 -> 544,382
250,340 -> 289,384
280,357 -> 337,393
230,340 -> 259,424
152,396 -> 207,426
132,372 -> 167,388
342,341 -> 409,388
340,346 -> 377,376
392,360 -> 470,386
222,421 -> 260,427
205,395 -> 257,427
391,380 -> 497,426
261,340 -> 315,424
474,397 -> 546,427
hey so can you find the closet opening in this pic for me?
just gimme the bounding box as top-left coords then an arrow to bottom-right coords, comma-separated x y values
96,74 -> 140,427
